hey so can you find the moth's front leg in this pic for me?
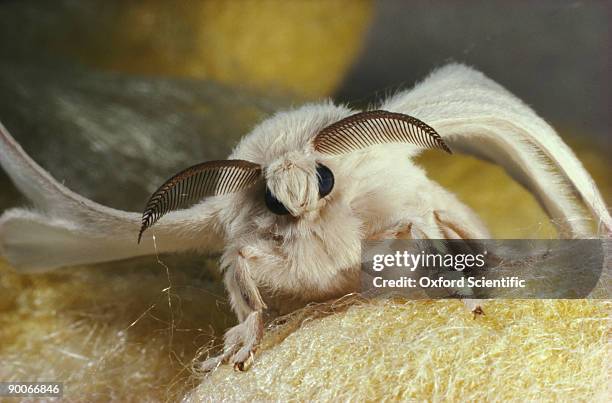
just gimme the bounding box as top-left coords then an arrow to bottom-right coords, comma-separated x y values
202,247 -> 266,372
433,210 -> 488,317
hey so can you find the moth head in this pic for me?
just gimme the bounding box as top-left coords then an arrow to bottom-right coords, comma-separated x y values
261,110 -> 448,219
264,151 -> 334,219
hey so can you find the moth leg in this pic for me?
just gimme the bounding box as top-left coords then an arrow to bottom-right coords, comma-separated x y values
202,247 -> 266,372
434,210 -> 488,318
433,210 -> 487,240
368,222 -> 414,240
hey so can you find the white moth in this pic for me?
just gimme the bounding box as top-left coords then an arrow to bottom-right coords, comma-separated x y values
0,64 -> 610,371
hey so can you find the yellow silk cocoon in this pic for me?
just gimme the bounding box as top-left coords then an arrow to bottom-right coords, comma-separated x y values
190,298 -> 610,402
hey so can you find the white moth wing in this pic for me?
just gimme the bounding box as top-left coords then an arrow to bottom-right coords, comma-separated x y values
382,63 -> 611,238
0,122 -> 223,272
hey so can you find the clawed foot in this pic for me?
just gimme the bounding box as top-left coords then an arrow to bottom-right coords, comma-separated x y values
462,298 -> 485,319
201,311 -> 263,372
471,305 -> 485,319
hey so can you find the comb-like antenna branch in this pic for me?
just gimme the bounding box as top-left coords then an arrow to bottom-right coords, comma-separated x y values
313,110 -> 451,155
138,160 -> 261,243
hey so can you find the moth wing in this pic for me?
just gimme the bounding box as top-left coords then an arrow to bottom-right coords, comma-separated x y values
0,122 -> 223,272
382,64 -> 611,238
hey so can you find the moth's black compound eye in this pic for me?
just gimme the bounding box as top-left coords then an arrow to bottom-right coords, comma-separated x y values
316,164 -> 334,198
265,187 -> 290,215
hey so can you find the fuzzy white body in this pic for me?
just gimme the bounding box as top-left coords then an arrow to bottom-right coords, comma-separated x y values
217,105 -> 487,316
